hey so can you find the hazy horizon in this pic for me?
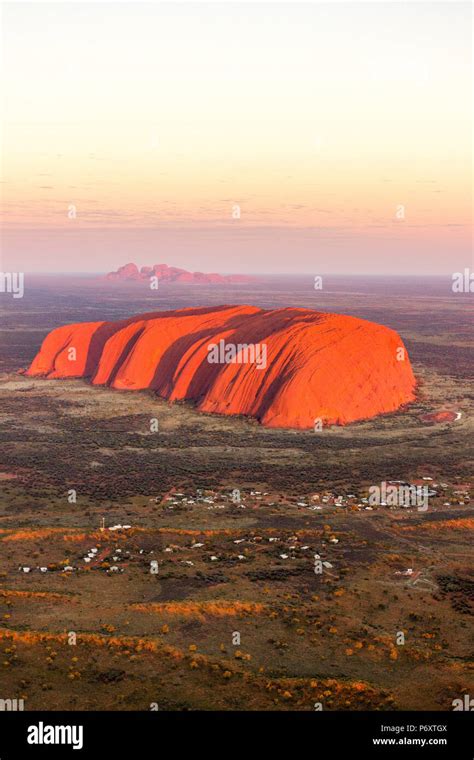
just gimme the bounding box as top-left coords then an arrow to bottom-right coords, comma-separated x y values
1,1 -> 472,275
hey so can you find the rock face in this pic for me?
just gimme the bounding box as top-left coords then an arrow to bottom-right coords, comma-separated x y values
27,305 -> 416,428
105,263 -> 251,284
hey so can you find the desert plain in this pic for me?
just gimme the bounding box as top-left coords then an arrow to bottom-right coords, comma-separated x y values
0,274 -> 472,711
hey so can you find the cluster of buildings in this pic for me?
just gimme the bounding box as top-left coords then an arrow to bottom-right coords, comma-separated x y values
152,481 -> 471,515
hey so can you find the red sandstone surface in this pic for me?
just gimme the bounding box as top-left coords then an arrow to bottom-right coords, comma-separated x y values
27,305 -> 416,428
105,263 -> 251,284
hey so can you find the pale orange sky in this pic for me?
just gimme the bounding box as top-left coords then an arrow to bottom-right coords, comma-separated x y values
1,1 -> 472,274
